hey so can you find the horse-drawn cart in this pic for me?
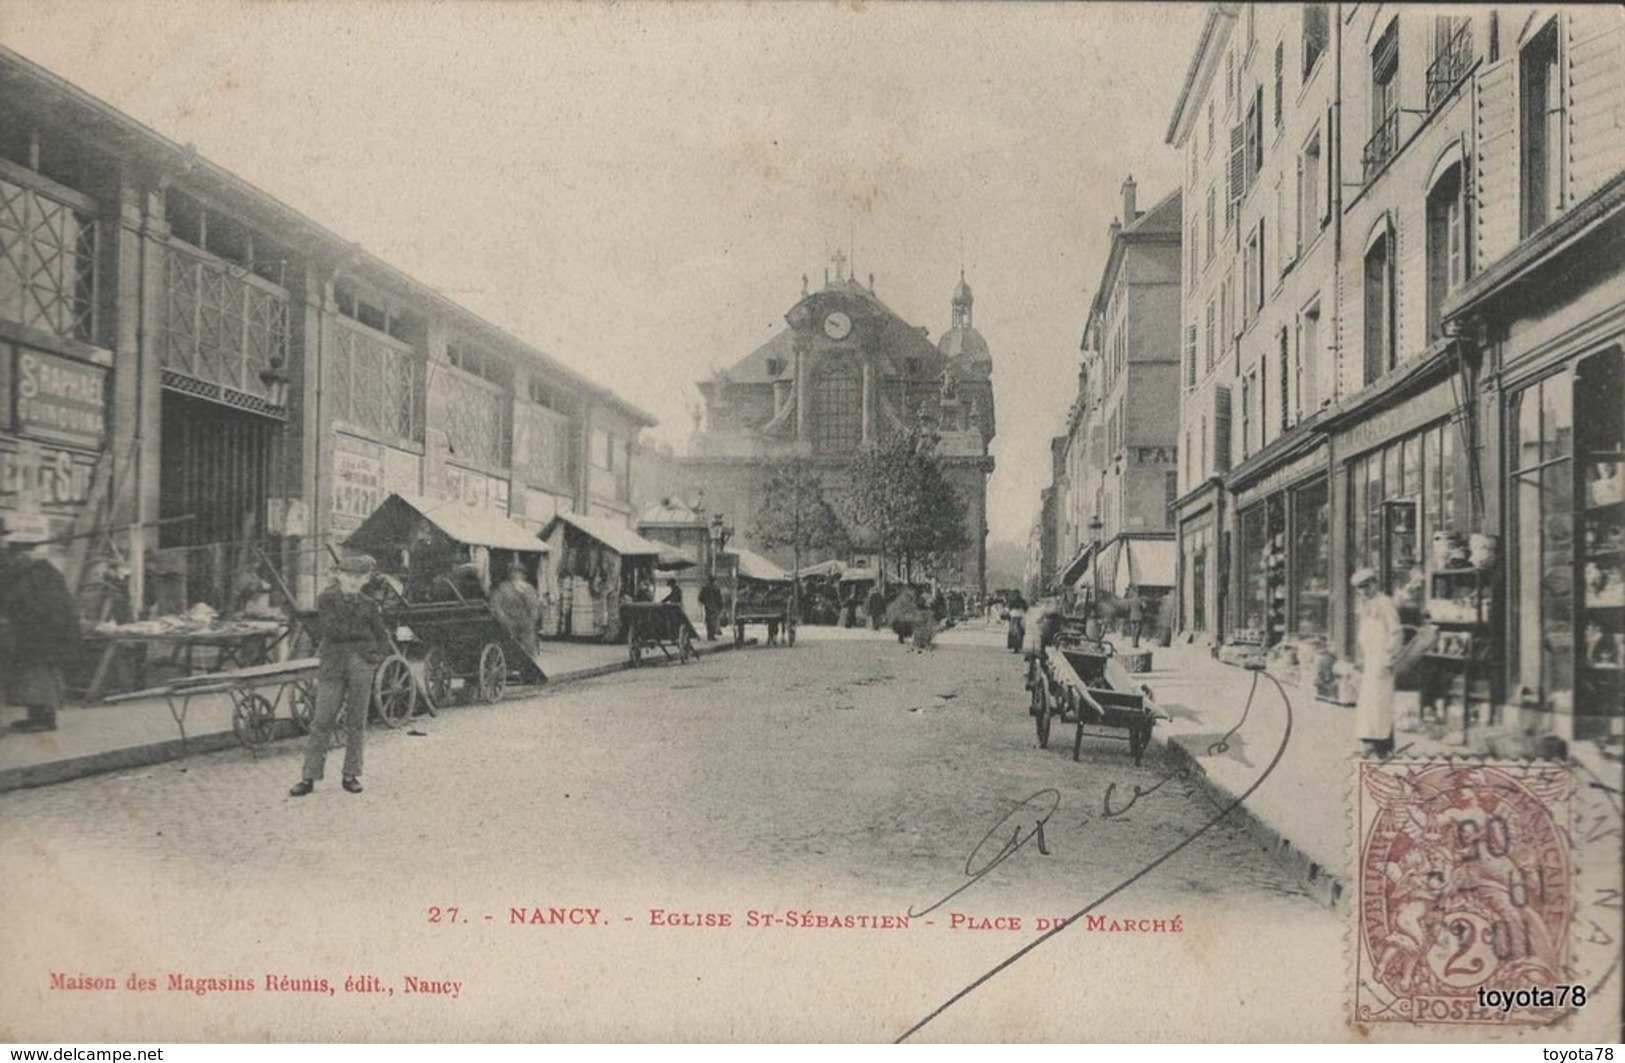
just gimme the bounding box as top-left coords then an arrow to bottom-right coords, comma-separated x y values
1028,625 -> 1165,765
620,601 -> 700,666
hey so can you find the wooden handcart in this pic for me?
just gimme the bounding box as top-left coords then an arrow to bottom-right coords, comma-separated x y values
1028,625 -> 1165,765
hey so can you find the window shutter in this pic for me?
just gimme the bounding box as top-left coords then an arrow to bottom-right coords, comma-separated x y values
1229,122 -> 1246,220
1395,203 -> 1425,362
1565,11 -> 1625,207
1322,105 -> 1335,225
1213,385 -> 1232,473
1474,55 -> 1520,267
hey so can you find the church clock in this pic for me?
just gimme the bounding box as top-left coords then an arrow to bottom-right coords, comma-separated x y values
822,311 -> 853,341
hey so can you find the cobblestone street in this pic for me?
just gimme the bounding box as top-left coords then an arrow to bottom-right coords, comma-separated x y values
2,627 -> 1342,1042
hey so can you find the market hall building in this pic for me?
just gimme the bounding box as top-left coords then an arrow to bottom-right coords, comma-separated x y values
0,46 -> 652,616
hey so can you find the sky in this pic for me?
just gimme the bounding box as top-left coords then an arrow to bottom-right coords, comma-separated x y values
0,0 -> 1204,546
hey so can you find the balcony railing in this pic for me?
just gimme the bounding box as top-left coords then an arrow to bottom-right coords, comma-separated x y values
1426,20 -> 1475,111
1362,109 -> 1401,182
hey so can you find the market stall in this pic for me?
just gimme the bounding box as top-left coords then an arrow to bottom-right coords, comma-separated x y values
722,545 -> 794,647
539,512 -> 671,642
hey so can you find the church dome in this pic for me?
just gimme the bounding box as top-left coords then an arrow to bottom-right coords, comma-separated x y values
938,325 -> 991,369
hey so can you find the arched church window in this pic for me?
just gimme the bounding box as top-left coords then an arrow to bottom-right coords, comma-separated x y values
811,358 -> 862,453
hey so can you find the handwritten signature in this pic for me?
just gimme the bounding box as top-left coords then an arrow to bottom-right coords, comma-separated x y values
907,789 -> 1061,920
896,667 -> 1297,1042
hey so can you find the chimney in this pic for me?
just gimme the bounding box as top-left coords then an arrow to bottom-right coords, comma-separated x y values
1108,217 -> 1121,241
1121,174 -> 1138,222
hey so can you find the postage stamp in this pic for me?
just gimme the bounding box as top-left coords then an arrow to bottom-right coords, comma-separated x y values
1354,759 -> 1575,1026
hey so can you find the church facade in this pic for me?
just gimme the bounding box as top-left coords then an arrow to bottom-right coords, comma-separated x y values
654,262 -> 996,597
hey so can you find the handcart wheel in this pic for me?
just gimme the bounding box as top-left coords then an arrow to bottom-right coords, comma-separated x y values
786,618 -> 796,647
290,678 -> 317,735
231,692 -> 276,749
1035,678 -> 1052,749
678,626 -> 694,663
373,655 -> 416,728
424,646 -> 455,708
628,627 -> 644,667
1027,661 -> 1044,716
478,642 -> 508,703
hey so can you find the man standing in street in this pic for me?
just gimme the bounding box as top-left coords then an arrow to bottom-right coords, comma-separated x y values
0,528 -> 80,733
290,554 -> 391,797
491,563 -> 541,658
698,575 -> 723,641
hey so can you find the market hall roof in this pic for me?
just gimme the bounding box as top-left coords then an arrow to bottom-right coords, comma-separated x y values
0,45 -> 655,430
541,511 -> 670,558
346,493 -> 549,555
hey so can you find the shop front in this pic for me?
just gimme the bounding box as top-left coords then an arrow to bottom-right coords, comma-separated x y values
0,340 -> 107,568
1444,175 -> 1625,746
1173,482 -> 1220,642
1225,431 -> 1331,655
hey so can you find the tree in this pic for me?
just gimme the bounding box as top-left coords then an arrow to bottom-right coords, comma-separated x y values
752,461 -> 850,581
849,430 -> 970,584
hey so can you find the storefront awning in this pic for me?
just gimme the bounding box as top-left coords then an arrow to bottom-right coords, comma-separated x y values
1110,537 -> 1177,596
543,511 -> 667,557
1059,543 -> 1096,589
347,492 -> 548,555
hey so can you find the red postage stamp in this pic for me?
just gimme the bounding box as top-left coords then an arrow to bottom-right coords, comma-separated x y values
1354,759 -> 1573,1027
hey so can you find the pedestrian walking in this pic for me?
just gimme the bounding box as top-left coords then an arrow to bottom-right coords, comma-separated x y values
699,576 -> 724,641
866,585 -> 886,631
1351,567 -> 1402,758
1126,586 -> 1145,648
490,564 -> 541,658
290,554 -> 391,797
912,589 -> 937,651
0,530 -> 80,733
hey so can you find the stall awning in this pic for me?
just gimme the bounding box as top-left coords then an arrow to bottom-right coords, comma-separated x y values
726,546 -> 790,582
543,511 -> 667,557
1110,537 -> 1177,596
347,492 -> 548,555
796,559 -> 844,578
840,567 -> 879,582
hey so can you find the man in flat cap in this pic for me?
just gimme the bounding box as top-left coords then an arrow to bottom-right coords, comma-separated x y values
291,553 -> 391,796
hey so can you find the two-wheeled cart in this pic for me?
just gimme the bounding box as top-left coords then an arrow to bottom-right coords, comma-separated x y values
1028,627 -> 1165,765
620,601 -> 700,666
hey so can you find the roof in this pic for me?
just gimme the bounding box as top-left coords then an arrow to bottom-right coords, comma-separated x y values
706,276 -> 941,387
347,493 -> 547,554
0,46 -> 655,430
1166,5 -> 1238,146
726,546 -> 790,582
543,511 -> 668,557
1084,188 -> 1183,342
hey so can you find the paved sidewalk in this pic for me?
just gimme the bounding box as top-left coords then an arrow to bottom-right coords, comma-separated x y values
0,635 -> 737,793
1140,643 -> 1359,910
